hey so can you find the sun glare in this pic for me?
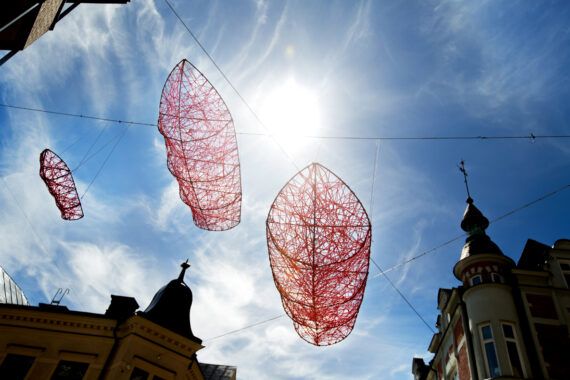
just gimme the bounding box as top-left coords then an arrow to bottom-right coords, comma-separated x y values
259,78 -> 322,150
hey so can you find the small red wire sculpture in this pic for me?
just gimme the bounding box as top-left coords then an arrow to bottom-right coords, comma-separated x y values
39,149 -> 84,220
158,59 -> 241,231
266,163 -> 371,345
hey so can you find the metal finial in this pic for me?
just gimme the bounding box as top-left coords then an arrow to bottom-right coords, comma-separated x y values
178,259 -> 190,281
458,160 -> 472,202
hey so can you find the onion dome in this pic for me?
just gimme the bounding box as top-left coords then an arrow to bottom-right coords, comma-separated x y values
142,261 -> 202,344
459,197 -> 503,260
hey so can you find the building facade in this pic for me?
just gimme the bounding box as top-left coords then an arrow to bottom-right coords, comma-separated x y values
0,262 -> 236,380
413,198 -> 570,380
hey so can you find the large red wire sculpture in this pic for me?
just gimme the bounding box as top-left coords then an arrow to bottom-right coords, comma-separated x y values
266,163 -> 371,346
158,59 -> 241,231
39,149 -> 84,220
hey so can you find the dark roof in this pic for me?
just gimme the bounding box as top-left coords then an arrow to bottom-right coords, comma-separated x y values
517,239 -> 550,271
460,234 -> 504,260
140,262 -> 202,344
458,198 -> 503,260
460,197 -> 489,232
199,363 -> 237,380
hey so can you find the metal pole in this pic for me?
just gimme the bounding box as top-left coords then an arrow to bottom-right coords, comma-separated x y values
0,2 -> 42,33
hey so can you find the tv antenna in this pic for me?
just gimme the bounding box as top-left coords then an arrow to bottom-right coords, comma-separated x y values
50,288 -> 70,305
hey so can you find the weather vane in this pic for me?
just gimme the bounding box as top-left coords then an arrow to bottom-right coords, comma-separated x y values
178,259 -> 191,281
458,160 -> 472,201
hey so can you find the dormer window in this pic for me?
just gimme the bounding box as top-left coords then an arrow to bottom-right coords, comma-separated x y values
470,275 -> 482,286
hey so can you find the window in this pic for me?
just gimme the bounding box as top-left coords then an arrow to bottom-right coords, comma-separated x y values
130,367 -> 149,380
491,273 -> 503,283
480,324 -> 500,378
0,354 -> 35,380
470,274 -> 482,286
560,262 -> 570,288
50,360 -> 89,380
502,323 -> 525,377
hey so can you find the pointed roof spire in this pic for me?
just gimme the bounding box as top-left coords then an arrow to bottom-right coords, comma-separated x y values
461,197 -> 490,234
142,261 -> 202,344
178,259 -> 190,281
456,162 -> 503,260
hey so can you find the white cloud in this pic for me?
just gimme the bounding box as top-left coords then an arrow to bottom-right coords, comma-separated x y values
62,241 -> 161,312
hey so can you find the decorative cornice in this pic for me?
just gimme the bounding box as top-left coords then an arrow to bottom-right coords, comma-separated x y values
0,307 -> 115,336
117,315 -> 203,358
453,253 -> 515,280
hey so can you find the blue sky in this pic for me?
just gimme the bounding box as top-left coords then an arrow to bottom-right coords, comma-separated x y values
1,0 -> 569,378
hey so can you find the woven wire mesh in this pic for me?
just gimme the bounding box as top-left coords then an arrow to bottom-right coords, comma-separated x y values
158,59 -> 241,231
266,163 -> 371,345
39,149 -> 83,220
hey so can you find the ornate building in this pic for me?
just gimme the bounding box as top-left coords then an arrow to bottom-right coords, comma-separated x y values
412,198 -> 570,380
0,262 -> 236,379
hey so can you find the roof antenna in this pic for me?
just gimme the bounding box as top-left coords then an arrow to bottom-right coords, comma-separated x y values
50,288 -> 70,305
457,160 -> 472,203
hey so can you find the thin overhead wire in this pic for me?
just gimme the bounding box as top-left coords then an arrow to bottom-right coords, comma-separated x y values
203,314 -> 285,343
371,234 -> 467,278
488,184 -> 570,224
369,141 -> 380,214
72,123 -> 109,171
199,183 -> 570,341
73,130 -> 125,172
2,103 -> 569,142
237,131 -> 570,141
0,103 -> 156,127
366,141 -> 435,334
80,124 -> 130,200
163,0 -> 300,171
370,257 -> 436,334
373,183 -> 570,278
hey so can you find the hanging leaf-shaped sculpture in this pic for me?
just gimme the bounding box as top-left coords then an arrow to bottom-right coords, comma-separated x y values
266,163 -> 371,345
158,59 -> 242,231
39,149 -> 83,220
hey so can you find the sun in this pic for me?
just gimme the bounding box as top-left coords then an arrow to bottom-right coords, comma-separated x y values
258,77 -> 322,149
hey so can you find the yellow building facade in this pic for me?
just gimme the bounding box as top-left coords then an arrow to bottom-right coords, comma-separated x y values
0,263 -> 236,380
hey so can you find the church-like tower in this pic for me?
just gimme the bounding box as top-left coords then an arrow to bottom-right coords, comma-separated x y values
453,198 -> 529,378
414,191 -> 570,380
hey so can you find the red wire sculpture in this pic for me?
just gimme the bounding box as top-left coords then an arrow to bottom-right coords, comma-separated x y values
158,59 -> 241,231
266,163 -> 371,346
39,149 -> 84,220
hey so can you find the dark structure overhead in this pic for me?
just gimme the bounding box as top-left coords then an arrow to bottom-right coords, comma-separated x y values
458,197 -> 503,260
0,0 -> 130,65
141,261 -> 202,344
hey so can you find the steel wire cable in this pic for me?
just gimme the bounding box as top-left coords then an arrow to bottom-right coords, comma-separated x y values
372,183 -> 570,278
201,183 -> 570,341
2,104 -> 569,142
163,0 -> 300,171
367,141 -> 435,333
